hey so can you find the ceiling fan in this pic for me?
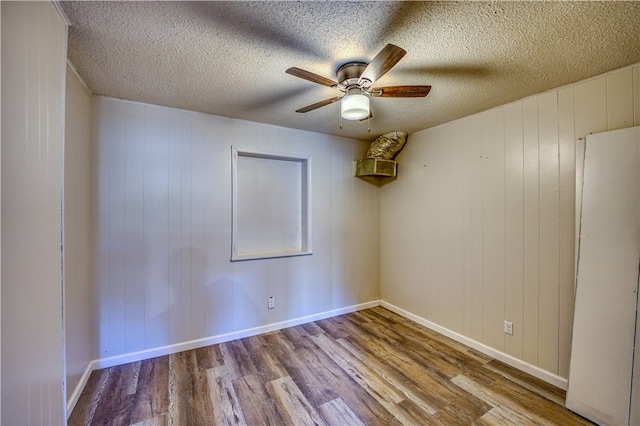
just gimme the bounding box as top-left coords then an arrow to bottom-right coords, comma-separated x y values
286,44 -> 431,121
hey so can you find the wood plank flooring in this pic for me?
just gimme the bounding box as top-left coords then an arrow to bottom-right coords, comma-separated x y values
69,307 -> 593,425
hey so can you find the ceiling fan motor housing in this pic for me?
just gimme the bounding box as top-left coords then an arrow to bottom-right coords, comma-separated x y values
287,44 -> 430,115
337,62 -> 369,87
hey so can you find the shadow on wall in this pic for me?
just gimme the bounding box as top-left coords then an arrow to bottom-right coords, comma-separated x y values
99,244 -> 266,358
162,246 -> 238,345
163,247 -> 265,346
99,243 -> 361,358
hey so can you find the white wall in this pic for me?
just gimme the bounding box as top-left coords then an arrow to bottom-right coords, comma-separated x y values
64,66 -> 95,403
1,2 -> 67,424
92,96 -> 379,361
380,63 -> 640,381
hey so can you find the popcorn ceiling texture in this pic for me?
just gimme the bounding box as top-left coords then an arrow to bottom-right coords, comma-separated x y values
61,1 -> 640,141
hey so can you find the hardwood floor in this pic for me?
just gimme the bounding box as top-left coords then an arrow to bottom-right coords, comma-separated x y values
69,307 -> 592,425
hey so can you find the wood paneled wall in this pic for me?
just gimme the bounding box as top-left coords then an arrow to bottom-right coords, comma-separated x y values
64,66 -> 96,403
1,2 -> 68,424
92,97 -> 379,360
380,64 -> 640,380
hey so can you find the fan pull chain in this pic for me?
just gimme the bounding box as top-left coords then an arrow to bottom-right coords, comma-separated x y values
340,115 -> 343,130
368,114 -> 371,132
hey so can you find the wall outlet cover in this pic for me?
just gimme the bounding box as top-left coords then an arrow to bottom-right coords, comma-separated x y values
504,320 -> 513,335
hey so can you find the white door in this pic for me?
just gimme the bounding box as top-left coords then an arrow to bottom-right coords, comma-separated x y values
566,126 -> 640,425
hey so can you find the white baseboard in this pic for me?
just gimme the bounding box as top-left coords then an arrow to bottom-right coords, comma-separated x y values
92,300 -> 380,370
67,299 -> 567,418
66,361 -> 95,417
66,300 -> 380,417
380,301 -> 568,390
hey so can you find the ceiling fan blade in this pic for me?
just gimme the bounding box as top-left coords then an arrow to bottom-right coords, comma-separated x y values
286,67 -> 338,87
358,44 -> 407,86
370,85 -> 431,97
295,96 -> 342,113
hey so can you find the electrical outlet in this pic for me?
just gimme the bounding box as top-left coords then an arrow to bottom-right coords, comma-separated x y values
268,296 -> 275,309
504,320 -> 513,335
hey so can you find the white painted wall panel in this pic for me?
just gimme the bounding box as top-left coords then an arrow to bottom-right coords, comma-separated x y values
380,140 -> 415,312
380,63 -> 640,381
1,2 -> 67,423
521,96 -> 540,366
469,114 -> 484,343
124,101 -> 145,355
449,125 -> 466,335
460,120 -> 476,338
64,66 -> 96,404
481,108 -> 506,351
557,86 -> 577,378
142,105 -> 171,350
607,68 -> 635,131
574,77 -> 608,139
537,91 -> 560,373
92,97 -> 378,359
94,95 -> 112,360
503,102 -> 524,359
420,128 -> 438,325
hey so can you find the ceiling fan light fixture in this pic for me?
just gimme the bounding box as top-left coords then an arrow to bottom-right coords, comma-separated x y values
341,91 -> 369,120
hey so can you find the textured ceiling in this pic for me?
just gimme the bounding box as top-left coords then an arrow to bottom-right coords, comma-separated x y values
61,1 -> 640,141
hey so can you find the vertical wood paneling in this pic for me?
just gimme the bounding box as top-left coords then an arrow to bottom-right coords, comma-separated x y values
574,137 -> 586,277
574,78 -> 607,138
1,2 -> 67,424
423,127 -> 441,324
537,91 -> 560,374
380,64 -> 638,382
65,66 -> 96,401
557,86 -> 576,378
379,142 -> 411,309
180,115 -> 194,340
572,81 -> 608,384
204,115 -> 233,338
481,108 -> 506,350
461,120 -> 475,338
503,102 -> 524,359
521,96 -> 540,366
93,97 -> 377,361
470,114 -> 485,342
108,100 -> 127,356
405,138 -> 426,316
450,125 -> 467,334
167,110 -> 185,344
95,99 -> 112,358
329,133 -> 350,309
607,67 -> 634,131
190,113 -> 207,339
143,105 -> 170,349
419,137 -> 435,319
124,102 -> 145,354
351,137 -> 379,305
